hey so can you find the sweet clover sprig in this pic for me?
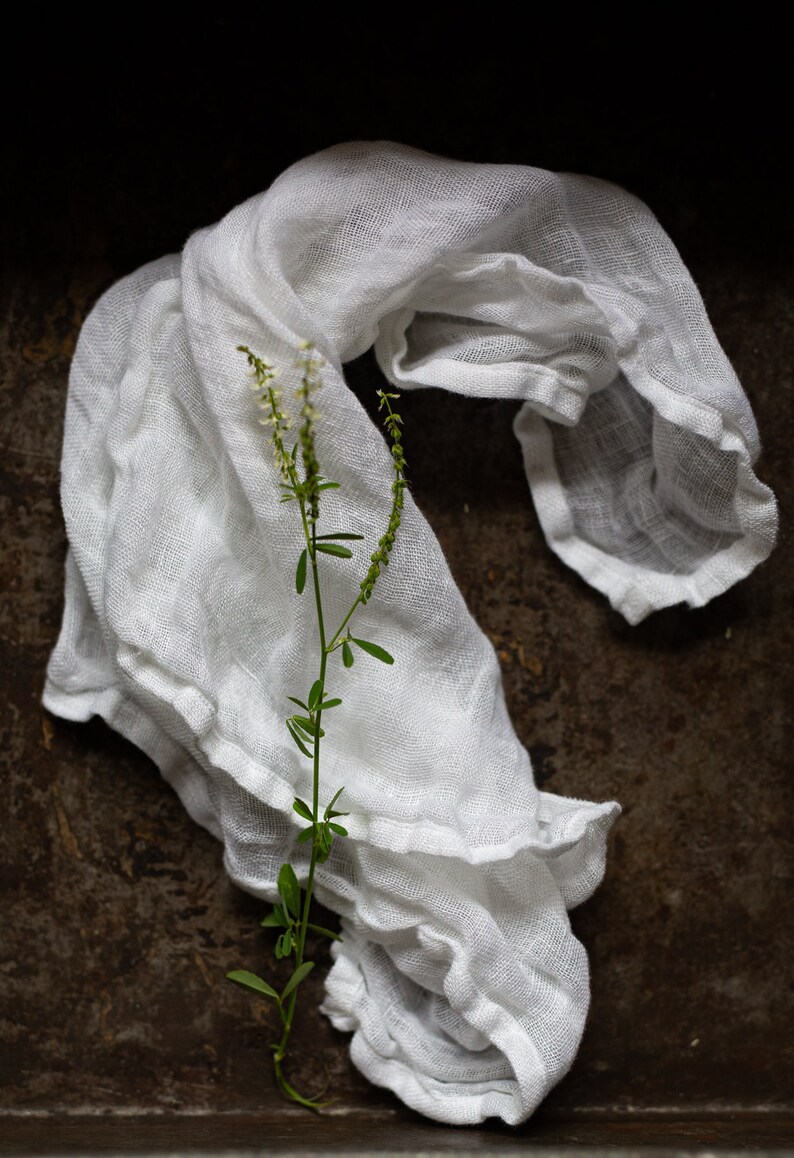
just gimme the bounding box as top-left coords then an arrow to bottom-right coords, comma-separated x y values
227,343 -> 407,1108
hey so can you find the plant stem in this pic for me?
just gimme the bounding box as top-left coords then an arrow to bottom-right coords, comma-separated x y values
237,348 -> 407,1110
273,839 -> 320,1089
326,595 -> 363,653
273,499 -> 327,1098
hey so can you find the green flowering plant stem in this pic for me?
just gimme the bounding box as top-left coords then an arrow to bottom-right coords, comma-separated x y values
226,343 -> 406,1109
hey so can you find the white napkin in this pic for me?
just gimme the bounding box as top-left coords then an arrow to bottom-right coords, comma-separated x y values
43,142 -> 776,1124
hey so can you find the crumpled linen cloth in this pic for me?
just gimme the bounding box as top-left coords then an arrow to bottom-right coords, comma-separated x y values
43,142 -> 777,1125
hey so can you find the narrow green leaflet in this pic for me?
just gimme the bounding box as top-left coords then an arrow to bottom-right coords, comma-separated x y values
297,827 -> 314,844
281,961 -> 315,1001
226,970 -> 280,1002
261,906 -> 289,929
278,863 -> 301,919
277,1072 -> 332,1110
324,787 -> 345,815
316,825 -> 333,863
307,922 -> 342,942
295,549 -> 307,594
350,637 -> 395,664
328,822 -> 348,836
292,715 -> 324,739
315,543 -> 353,558
342,640 -> 354,668
287,696 -> 309,712
315,532 -> 364,541
319,697 -> 342,710
308,680 -> 323,710
292,798 -> 313,822
286,720 -> 312,758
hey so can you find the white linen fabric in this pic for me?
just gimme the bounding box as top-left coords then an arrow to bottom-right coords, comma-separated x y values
43,142 -> 776,1125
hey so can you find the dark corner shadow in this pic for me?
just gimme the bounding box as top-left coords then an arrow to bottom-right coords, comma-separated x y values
53,712 -> 163,781
605,586 -> 750,653
342,348 -> 529,507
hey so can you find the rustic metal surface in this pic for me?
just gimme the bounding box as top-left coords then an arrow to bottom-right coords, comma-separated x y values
1,25 -> 792,1155
3,1115 -> 794,1155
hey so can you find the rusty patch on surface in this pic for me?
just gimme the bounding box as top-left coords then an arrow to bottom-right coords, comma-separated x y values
51,783 -> 83,862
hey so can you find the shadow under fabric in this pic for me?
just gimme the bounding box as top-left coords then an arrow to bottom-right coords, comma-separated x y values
42,142 -> 778,1125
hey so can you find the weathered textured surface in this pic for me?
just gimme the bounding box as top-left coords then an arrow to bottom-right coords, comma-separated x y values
1,25 -> 792,1154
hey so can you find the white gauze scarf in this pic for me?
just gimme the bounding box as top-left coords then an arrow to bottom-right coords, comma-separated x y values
43,141 -> 777,1126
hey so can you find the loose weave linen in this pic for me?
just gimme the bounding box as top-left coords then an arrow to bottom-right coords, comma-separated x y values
44,142 -> 777,1124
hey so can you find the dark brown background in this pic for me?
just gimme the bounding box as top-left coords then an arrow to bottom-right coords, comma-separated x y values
1,18 -> 792,1154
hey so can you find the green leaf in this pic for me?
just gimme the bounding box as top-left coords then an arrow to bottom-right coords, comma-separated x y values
315,543 -> 353,558
351,637 -> 394,665
297,826 -> 314,844
316,823 -> 333,863
316,482 -> 340,491
278,863 -> 301,919
286,720 -> 312,758
281,960 -> 315,1001
226,970 -> 280,1001
261,904 -> 289,928
308,679 -> 323,710
280,494 -> 296,503
342,641 -> 354,668
324,786 -> 345,817
295,549 -> 307,594
307,922 -> 343,942
315,532 -> 365,541
320,697 -> 342,710
326,809 -> 349,819
275,933 -> 288,959
287,696 -> 309,712
291,442 -> 299,462
293,715 -> 323,740
292,798 -> 313,822
277,1070 -> 333,1109
328,822 -> 348,836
